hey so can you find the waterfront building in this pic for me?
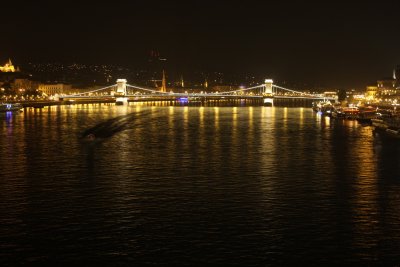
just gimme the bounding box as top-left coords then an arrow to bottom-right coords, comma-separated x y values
376,68 -> 398,97
377,77 -> 397,96
38,83 -> 72,96
365,85 -> 378,100
12,79 -> 39,93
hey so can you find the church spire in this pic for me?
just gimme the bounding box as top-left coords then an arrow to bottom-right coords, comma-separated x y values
393,68 -> 397,80
204,78 -> 208,89
161,70 -> 167,92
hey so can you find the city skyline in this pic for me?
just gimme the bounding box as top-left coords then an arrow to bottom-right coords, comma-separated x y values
1,0 -> 400,89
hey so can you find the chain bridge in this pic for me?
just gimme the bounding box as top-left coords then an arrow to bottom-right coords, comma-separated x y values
59,79 -> 337,106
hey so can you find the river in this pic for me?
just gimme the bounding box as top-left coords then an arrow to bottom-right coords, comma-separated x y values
1,104 -> 400,266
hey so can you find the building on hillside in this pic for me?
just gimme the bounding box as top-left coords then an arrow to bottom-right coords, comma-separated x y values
0,58 -> 19,73
12,79 -> 39,94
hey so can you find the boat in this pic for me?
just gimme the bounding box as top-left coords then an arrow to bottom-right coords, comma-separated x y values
371,118 -> 388,131
356,107 -> 377,124
0,103 -> 23,112
371,113 -> 400,138
386,128 -> 400,138
342,107 -> 359,119
312,101 -> 334,116
332,106 -> 359,119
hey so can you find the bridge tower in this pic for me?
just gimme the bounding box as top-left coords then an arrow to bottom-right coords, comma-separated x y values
264,79 -> 273,94
115,79 -> 128,105
263,79 -> 274,106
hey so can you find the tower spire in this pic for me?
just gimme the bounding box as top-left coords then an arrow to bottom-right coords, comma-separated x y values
161,70 -> 167,92
393,68 -> 397,80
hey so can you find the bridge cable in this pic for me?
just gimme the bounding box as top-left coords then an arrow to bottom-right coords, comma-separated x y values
67,84 -> 117,96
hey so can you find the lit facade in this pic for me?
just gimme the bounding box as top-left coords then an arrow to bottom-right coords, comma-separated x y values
0,59 -> 17,72
365,85 -> 378,100
13,79 -> 39,92
377,78 -> 397,96
38,83 -> 72,95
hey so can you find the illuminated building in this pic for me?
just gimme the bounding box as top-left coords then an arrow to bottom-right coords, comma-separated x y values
0,58 -> 17,72
365,85 -> 378,100
13,79 -> 39,92
38,83 -> 72,95
377,77 -> 396,96
376,68 -> 399,101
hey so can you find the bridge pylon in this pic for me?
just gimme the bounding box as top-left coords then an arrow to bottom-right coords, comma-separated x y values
264,79 -> 273,94
263,79 -> 274,106
115,79 -> 128,105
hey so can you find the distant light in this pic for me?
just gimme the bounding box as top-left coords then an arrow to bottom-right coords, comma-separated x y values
265,79 -> 273,83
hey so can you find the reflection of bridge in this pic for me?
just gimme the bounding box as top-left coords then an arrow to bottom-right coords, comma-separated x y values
60,79 -> 337,105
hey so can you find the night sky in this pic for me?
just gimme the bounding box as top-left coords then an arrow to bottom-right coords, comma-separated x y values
1,0 -> 400,89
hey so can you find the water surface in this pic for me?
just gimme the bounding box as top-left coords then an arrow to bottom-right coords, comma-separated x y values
1,105 -> 400,266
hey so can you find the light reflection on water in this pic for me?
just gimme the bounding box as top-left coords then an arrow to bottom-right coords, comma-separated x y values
1,104 -> 400,266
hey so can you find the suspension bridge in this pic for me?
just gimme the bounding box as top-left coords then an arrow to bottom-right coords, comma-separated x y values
59,79 -> 337,106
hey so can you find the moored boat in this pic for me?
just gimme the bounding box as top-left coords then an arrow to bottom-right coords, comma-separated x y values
356,107 -> 377,124
386,128 -> 400,138
371,118 -> 388,131
332,106 -> 359,119
312,101 -> 334,116
0,103 -> 23,112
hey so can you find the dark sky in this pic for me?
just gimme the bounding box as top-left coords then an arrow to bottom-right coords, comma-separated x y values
1,0 -> 400,89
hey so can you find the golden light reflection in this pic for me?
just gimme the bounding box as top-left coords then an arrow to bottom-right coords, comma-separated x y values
232,107 -> 238,128
199,106 -> 204,126
346,119 -> 357,128
214,107 -> 219,130
315,111 -> 322,123
298,107 -> 304,131
283,107 -> 288,131
324,115 -> 330,127
183,106 -> 189,126
351,126 -> 379,249
248,106 -> 253,130
168,106 -> 174,129
231,107 -> 239,158
183,106 -> 189,147
198,107 -> 206,151
259,105 -> 277,192
262,106 -> 272,120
